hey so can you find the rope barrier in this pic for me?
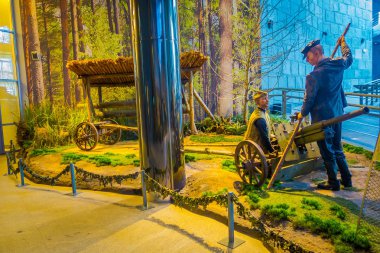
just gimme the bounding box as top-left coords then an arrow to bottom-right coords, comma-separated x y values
4,150 -> 310,252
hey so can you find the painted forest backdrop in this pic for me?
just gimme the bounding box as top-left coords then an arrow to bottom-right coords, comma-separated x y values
22,0 -> 305,121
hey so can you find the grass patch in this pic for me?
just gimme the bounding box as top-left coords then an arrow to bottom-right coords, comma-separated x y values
189,134 -> 243,143
294,213 -> 371,252
61,152 -> 139,167
261,203 -> 296,222
301,197 -> 323,210
184,152 -> 230,163
221,159 -> 237,172
343,143 -> 373,160
29,148 -> 58,157
347,159 -> 359,165
330,204 -> 347,220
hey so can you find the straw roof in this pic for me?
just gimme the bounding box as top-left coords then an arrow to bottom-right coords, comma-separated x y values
67,51 -> 208,87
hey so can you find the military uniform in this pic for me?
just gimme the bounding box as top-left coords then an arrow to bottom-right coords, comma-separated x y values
244,107 -> 274,154
300,39 -> 353,189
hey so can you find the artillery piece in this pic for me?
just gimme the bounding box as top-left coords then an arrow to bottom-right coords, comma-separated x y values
234,107 -> 369,187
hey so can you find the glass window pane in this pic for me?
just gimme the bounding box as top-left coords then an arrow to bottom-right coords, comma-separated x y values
0,33 -> 16,80
0,0 -> 13,31
0,81 -> 20,124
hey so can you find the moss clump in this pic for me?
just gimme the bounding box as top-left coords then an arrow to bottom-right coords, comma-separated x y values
261,203 -> 296,222
346,159 -> 358,165
343,143 -> 373,160
184,152 -> 230,163
88,155 -> 112,166
221,159 -> 237,172
301,198 -> 323,210
330,204 -> 346,220
132,159 -> 140,167
189,134 -> 242,143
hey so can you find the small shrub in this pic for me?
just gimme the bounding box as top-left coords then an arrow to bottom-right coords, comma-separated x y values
301,198 -> 322,210
133,159 -> 140,167
221,159 -> 237,172
185,154 -> 196,163
330,204 -> 346,220
261,203 -> 295,222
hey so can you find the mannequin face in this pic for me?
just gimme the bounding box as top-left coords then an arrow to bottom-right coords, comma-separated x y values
306,51 -> 320,66
256,95 -> 269,110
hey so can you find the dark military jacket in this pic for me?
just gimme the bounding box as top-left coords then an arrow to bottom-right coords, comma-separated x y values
300,41 -> 353,123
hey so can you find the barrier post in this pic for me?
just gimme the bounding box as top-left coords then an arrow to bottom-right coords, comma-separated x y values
218,192 -> 245,248
141,170 -> 148,210
69,163 -> 77,196
19,158 -> 25,187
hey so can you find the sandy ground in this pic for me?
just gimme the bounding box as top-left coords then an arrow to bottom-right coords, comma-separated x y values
19,140 -> 374,253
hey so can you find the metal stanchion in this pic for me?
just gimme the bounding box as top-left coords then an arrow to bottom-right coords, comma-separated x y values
140,170 -> 148,210
6,153 -> 11,175
69,163 -> 77,196
218,192 -> 245,248
18,158 -> 25,187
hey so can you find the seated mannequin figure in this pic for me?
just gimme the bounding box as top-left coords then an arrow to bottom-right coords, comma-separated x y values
244,91 -> 276,156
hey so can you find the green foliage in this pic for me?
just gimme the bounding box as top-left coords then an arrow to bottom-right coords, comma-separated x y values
343,143 -> 373,160
330,204 -> 347,220
88,155 -> 112,166
19,103 -> 88,148
221,159 -> 237,172
189,134 -> 243,143
193,116 -> 247,136
81,6 -> 124,58
374,161 -> 380,171
133,159 -> 140,167
261,203 -> 296,222
29,148 -> 58,157
294,213 -> 343,237
301,198 -> 323,210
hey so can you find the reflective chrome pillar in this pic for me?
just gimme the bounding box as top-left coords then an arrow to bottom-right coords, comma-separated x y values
130,0 -> 185,190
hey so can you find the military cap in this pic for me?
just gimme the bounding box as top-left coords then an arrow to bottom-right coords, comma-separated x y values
301,39 -> 320,59
254,90 -> 268,101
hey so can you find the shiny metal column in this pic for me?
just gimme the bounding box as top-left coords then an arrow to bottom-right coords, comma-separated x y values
130,0 -> 185,190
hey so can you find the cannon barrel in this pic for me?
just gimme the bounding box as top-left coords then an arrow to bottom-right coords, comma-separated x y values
297,107 -> 369,136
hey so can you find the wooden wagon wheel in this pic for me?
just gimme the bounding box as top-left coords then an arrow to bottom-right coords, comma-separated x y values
99,119 -> 122,145
234,140 -> 268,187
74,122 -> 99,151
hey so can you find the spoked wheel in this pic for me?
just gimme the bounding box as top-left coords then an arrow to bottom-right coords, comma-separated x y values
99,119 -> 121,145
74,122 -> 99,151
234,140 -> 268,187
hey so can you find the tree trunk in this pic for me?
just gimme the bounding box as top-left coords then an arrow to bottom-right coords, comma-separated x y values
24,0 -> 45,105
60,0 -> 71,106
218,0 -> 233,117
90,0 -> 95,13
197,0 -> 208,119
208,0 -> 218,115
20,1 -> 33,104
76,0 -> 85,55
41,0 -> 53,104
113,0 -> 120,34
106,0 -> 114,33
121,1 -> 132,56
70,0 -> 81,103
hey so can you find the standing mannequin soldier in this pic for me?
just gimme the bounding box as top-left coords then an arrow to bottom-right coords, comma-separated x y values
298,37 -> 353,191
244,91 -> 275,155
